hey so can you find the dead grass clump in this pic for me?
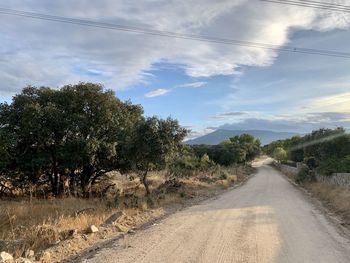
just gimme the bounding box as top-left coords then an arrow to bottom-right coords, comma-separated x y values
0,198 -> 116,255
306,182 -> 350,224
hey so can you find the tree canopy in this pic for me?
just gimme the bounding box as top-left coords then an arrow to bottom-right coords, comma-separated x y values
192,133 -> 261,166
119,116 -> 188,195
264,127 -> 350,175
0,83 -> 157,196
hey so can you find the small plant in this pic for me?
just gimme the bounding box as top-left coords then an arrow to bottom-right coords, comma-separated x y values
219,171 -> 229,180
296,166 -> 309,183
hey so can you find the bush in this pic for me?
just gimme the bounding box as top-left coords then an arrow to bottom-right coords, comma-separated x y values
219,170 -> 229,180
273,147 -> 287,163
305,156 -> 318,169
296,165 -> 316,184
168,153 -> 216,178
168,156 -> 197,177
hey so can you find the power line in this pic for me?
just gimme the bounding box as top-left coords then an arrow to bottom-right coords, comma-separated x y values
260,0 -> 350,12
261,0 -> 350,11
0,7 -> 350,58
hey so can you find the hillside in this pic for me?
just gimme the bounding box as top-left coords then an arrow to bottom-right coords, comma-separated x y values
186,129 -> 299,145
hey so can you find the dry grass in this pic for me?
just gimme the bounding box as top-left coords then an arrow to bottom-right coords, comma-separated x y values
0,165 -> 254,258
0,198 -> 116,256
306,182 -> 350,225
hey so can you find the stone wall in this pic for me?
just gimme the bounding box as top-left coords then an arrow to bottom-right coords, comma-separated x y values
279,164 -> 299,175
316,173 -> 350,188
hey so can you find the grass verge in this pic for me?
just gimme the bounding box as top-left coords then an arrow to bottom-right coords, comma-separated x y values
0,164 -> 255,261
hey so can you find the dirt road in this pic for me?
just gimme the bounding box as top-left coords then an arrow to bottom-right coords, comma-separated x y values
82,159 -> 350,263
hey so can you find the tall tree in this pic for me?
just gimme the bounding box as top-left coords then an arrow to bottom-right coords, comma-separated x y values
122,117 -> 187,195
0,83 -> 143,196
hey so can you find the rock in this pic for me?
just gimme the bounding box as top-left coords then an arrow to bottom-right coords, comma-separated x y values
24,250 -> 34,260
68,229 -> 78,237
59,228 -> 78,240
15,258 -> 31,263
127,229 -> 136,234
0,240 -> 25,253
104,211 -> 124,225
0,251 -> 13,263
36,251 -> 50,263
87,225 -> 99,234
114,224 -> 128,232
155,179 -> 183,194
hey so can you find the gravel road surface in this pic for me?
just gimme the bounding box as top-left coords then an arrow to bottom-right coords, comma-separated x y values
82,158 -> 350,263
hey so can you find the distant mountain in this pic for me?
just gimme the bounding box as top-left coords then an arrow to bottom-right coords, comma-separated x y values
186,129 -> 300,145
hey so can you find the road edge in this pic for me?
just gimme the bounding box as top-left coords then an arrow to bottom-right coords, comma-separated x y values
270,163 -> 350,241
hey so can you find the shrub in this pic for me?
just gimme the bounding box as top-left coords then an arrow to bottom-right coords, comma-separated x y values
168,156 -> 197,177
304,156 -> 318,169
219,170 -> 229,180
273,147 -> 287,163
296,165 -> 316,184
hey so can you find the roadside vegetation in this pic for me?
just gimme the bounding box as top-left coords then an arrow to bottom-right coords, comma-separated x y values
0,83 -> 259,261
265,127 -> 350,225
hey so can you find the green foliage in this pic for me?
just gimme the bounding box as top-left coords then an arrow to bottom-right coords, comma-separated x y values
168,147 -> 215,178
0,83 -> 187,197
0,83 -> 145,196
120,116 -> 188,195
273,147 -> 287,163
192,133 -> 261,166
219,170 -> 229,180
296,165 -> 310,184
341,155 -> 350,173
304,156 -> 318,169
266,127 -> 350,176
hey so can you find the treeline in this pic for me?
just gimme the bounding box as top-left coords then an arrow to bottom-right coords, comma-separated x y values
191,134 -> 261,166
264,127 -> 350,176
168,134 -> 261,178
0,83 -> 261,198
0,83 -> 187,197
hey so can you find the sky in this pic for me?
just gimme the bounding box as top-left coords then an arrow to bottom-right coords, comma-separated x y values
0,0 -> 350,139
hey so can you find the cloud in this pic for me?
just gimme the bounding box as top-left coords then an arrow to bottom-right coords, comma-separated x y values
0,0 -> 349,95
212,111 -> 250,119
177,82 -> 207,88
185,126 -> 217,140
144,88 -> 170,98
216,112 -> 350,133
306,92 -> 350,113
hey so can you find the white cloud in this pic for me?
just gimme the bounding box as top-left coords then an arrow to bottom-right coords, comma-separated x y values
215,112 -> 350,133
212,111 -> 251,119
306,92 -> 350,113
177,82 -> 207,88
185,127 -> 217,140
144,88 -> 170,98
0,0 -> 349,94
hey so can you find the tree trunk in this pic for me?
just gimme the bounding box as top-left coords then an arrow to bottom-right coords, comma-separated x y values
47,168 -> 56,197
50,147 -> 61,197
69,169 -> 76,197
81,166 -> 93,197
142,171 -> 150,196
